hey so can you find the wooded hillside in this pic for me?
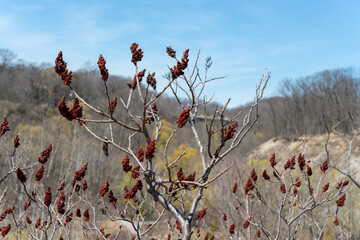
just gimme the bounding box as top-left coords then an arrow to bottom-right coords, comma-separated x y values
0,48 -> 359,239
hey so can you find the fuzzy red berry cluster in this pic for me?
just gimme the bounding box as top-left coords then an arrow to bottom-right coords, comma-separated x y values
58,97 -> 83,122
130,43 -> 143,65
320,160 -> 328,173
262,170 -> 270,181
336,180 -> 349,189
100,227 -> 111,238
38,144 -> 52,164
97,54 -> 109,81
224,122 -> 238,142
176,168 -> 196,188
16,168 -> 27,183
177,107 -> 190,128
170,49 -> 189,79
44,187 -> 52,207
108,97 -> 117,115
100,182 -> 110,197
127,69 -> 146,90
145,140 -> 156,160
283,156 -> 296,170
57,192 -> 66,214
13,135 -> 20,148
336,193 -> 346,207
54,51 -> 73,85
146,72 -> 156,90
0,117 -> 10,136
229,223 -> 235,234
0,207 -> 14,221
71,162 -> 88,191
122,155 -> 132,172
244,177 -> 255,194
108,190 -> 117,205
137,147 -> 144,162
84,209 -> 90,221
269,153 -> 277,167
195,208 -> 207,221
124,180 -> 143,200
35,165 -> 45,181
0,224 -> 11,237
232,183 -> 238,194
132,166 -> 140,179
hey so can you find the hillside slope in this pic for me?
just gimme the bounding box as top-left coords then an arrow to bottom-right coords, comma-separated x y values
247,133 -> 360,179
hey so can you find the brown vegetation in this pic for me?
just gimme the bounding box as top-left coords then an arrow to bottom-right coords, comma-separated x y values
0,46 -> 359,239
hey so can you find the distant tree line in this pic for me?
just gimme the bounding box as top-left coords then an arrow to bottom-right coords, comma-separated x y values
1,48 -> 359,140
0,49 -> 183,125
0,47 -> 357,239
247,68 -> 360,138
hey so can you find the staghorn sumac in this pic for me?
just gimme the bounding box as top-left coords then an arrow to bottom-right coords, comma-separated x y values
13,135 -> 20,148
35,164 -> 44,181
83,209 -> 90,221
38,144 -> 52,164
145,140 -> 156,159
54,51 -> 72,85
100,182 -> 110,197
16,168 -> 27,183
229,223 -> 235,234
222,152 -> 351,239
44,187 -> 52,207
0,43 -> 270,240
97,54 -> 108,81
0,117 -> 10,136
223,122 -> 238,142
177,107 -> 190,128
130,43 -> 143,65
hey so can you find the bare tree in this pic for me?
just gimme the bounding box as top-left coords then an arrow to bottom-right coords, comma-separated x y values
277,68 -> 360,137
0,49 -> 17,72
1,44 -> 355,240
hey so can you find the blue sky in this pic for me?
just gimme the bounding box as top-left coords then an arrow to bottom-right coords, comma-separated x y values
1,0 -> 360,107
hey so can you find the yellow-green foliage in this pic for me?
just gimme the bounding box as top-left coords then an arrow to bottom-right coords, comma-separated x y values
153,119 -> 174,148
32,103 -> 53,118
247,158 -> 268,169
117,169 -> 133,191
168,144 -> 208,210
48,115 -> 72,138
210,219 -> 219,232
14,124 -> 43,153
7,230 -> 30,240
14,124 -> 43,137
252,132 -> 264,139
212,130 -> 221,150
168,144 -> 200,173
0,100 -> 22,116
